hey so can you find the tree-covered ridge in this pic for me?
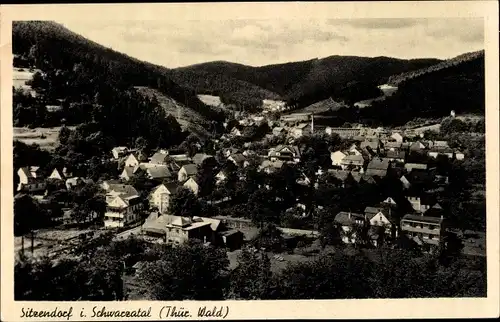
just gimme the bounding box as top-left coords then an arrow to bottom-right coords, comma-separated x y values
387,50 -> 484,86
171,55 -> 441,110
12,21 -> 225,125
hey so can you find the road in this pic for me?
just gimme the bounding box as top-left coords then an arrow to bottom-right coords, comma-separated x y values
114,225 -> 144,241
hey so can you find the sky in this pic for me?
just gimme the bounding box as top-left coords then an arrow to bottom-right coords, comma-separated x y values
56,18 -> 484,68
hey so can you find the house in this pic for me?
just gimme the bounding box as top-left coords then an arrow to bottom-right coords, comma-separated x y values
230,126 -> 242,137
268,145 -> 301,163
220,229 -> 245,250
17,166 -> 46,192
104,183 -> 139,202
215,170 -> 228,185
331,150 -> 347,167
272,127 -> 285,136
426,140 -> 449,149
406,195 -> 437,213
455,150 -> 465,160
111,146 -> 129,160
365,158 -> 390,178
150,151 -> 169,165
409,141 -> 427,153
400,170 -> 433,190
183,177 -> 200,195
146,166 -> 173,181
120,166 -> 136,181
400,213 -> 445,247
326,170 -> 356,188
325,127 -> 362,138
65,177 -> 93,190
100,179 -> 121,191
149,182 -> 180,214
192,153 -> 215,166
340,154 -> 365,171
142,215 -> 217,245
178,164 -> 198,182
364,206 -> 398,241
228,153 -> 248,168
334,212 -> 366,244
290,123 -> 312,138
259,160 -> 285,174
124,153 -> 145,168
427,146 -> 454,159
384,141 -> 402,151
48,168 -> 67,181
404,163 -> 428,172
104,185 -> 143,228
385,150 -> 406,163
348,144 -> 363,156
168,152 -> 191,165
360,139 -> 381,152
391,132 -> 404,143
223,147 -> 240,158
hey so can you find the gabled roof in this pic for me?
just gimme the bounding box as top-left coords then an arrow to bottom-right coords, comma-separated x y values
341,154 -> 365,165
106,184 -> 139,198
150,151 -> 169,164
360,139 -> 380,151
404,163 -> 428,171
147,166 -> 172,179
334,212 -> 365,226
386,150 -> 406,159
193,216 -> 221,232
192,153 -> 214,165
367,157 -> 390,171
364,206 -> 395,222
170,216 -> 193,227
402,213 -> 443,224
229,153 -> 246,164
180,164 -> 198,176
327,169 -> 351,181
121,166 -> 135,178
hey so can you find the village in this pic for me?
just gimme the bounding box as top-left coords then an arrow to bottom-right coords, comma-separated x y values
14,98 -> 486,280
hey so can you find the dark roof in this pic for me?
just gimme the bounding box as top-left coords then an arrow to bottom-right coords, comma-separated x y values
181,164 -> 198,176
402,214 -> 443,224
229,153 -> 246,164
192,153 -> 215,165
147,166 -> 172,179
220,229 -> 243,237
334,211 -> 365,226
386,150 -> 406,159
327,169 -> 351,181
367,158 -> 390,171
163,182 -> 181,194
150,152 -> 169,164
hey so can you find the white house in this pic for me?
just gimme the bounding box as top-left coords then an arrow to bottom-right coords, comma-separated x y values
124,153 -> 141,168
48,168 -> 67,181
330,151 -> 347,167
455,151 -> 465,160
183,177 -> 199,196
104,193 -> 143,228
149,182 -> 179,214
17,167 -> 46,192
334,212 -> 366,244
178,164 -> 198,182
390,132 -> 404,143
215,170 -> 228,185
111,146 -> 128,160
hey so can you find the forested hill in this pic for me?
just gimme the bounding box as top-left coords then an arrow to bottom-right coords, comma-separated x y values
12,21 -> 224,125
357,50 -> 485,127
170,56 -> 441,110
387,50 -> 484,86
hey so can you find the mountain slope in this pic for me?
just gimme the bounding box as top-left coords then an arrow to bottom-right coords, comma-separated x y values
12,21 -> 224,129
358,50 -> 485,126
170,55 -> 441,110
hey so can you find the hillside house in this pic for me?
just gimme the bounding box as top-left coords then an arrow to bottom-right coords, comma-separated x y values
330,151 -> 347,167
409,141 -> 427,153
178,164 -> 198,182
360,139 -> 381,152
391,132 -> 404,143
65,177 -> 93,190
192,153 -> 215,166
400,170 -> 434,190
340,154 -> 366,171
365,158 -> 391,178
384,141 -> 403,151
272,127 -> 285,136
455,150 -> 465,160
223,147 -> 240,158
228,153 -> 248,168
183,177 -> 200,195
427,146 -> 454,159
104,185 -> 142,228
385,150 -> 406,163
400,213 -> 445,248
325,127 -> 362,138
406,195 -> 438,213
290,123 -> 312,138
124,152 -> 147,168
230,127 -> 243,137
169,153 -> 191,165
268,145 -> 301,163
17,166 -> 46,192
364,206 -> 398,243
259,160 -> 285,174
146,166 -> 173,181
111,146 -> 129,160
48,167 -> 69,181
334,212 -> 367,244
149,182 -> 180,214
150,151 -> 169,165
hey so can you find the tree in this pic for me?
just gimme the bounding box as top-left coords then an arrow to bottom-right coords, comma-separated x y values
229,248 -> 276,299
14,194 -> 46,236
139,241 -> 229,300
168,187 -> 202,218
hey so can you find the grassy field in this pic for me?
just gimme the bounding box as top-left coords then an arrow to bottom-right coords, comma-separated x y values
13,126 -> 75,151
135,86 -> 211,138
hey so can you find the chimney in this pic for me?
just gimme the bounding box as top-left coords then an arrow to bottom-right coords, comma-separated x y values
348,212 -> 351,219
311,113 -> 314,134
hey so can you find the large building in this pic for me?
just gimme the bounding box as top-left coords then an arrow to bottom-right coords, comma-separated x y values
103,184 -> 143,228
400,213 -> 445,247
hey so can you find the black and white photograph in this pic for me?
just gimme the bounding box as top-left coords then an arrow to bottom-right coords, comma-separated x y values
1,1 -> 499,320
